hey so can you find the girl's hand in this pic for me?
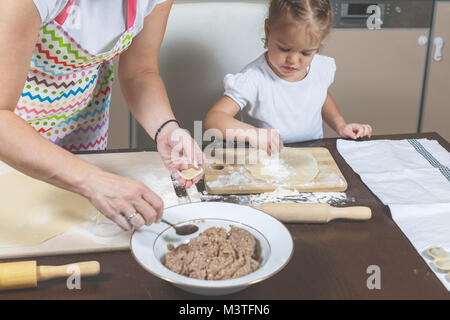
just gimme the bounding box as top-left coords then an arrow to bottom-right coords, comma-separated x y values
157,124 -> 205,189
83,169 -> 164,231
338,123 -> 372,139
249,128 -> 284,156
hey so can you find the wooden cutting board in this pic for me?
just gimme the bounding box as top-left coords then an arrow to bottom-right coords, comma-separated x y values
204,147 -> 347,194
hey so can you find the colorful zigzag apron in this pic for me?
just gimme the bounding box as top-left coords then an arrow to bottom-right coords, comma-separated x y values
15,0 -> 138,151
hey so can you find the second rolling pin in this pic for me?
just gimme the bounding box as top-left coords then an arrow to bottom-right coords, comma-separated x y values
0,260 -> 100,291
254,202 -> 372,223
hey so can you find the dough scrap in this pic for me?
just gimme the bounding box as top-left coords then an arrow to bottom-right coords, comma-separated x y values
0,172 -> 98,248
178,167 -> 204,180
245,148 -> 319,184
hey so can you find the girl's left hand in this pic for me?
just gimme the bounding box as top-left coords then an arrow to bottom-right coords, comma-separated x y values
338,123 -> 372,139
157,124 -> 205,189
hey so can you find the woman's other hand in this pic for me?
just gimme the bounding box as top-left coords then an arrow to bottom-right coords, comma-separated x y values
156,122 -> 205,188
82,169 -> 164,231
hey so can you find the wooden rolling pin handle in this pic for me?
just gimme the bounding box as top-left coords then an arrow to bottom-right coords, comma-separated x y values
328,206 -> 372,221
254,203 -> 372,223
37,261 -> 100,281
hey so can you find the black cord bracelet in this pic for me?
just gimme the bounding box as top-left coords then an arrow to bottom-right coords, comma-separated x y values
154,119 -> 180,143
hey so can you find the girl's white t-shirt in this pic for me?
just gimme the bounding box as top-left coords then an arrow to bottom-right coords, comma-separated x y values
224,53 -> 336,143
32,0 -> 166,54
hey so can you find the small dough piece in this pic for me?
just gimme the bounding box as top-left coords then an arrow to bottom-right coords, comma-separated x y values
245,148 -> 319,184
434,258 -> 450,271
427,246 -> 448,259
178,167 -> 204,180
0,172 -> 98,248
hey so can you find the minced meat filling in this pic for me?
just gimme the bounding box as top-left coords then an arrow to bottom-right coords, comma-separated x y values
162,226 -> 260,280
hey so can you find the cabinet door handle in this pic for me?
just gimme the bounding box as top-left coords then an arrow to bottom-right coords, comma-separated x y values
433,37 -> 444,62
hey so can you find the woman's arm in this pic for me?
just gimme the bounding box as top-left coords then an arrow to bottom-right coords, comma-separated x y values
205,96 -> 283,155
0,0 -> 93,192
119,0 -> 204,187
118,0 -> 176,139
321,92 -> 372,139
0,0 -> 163,230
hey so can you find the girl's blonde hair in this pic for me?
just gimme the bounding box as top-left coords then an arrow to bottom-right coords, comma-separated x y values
265,0 -> 333,47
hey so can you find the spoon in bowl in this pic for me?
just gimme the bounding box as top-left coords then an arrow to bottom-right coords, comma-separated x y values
161,219 -> 199,236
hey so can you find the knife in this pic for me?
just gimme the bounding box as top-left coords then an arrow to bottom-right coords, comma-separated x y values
171,176 -> 191,203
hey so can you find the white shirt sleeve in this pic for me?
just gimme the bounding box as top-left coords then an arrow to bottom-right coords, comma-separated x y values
324,57 -> 336,88
143,0 -> 167,17
32,0 -> 69,24
223,72 -> 258,109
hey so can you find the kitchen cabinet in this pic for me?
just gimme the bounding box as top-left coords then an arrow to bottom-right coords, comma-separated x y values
421,0 -> 450,141
321,28 -> 429,138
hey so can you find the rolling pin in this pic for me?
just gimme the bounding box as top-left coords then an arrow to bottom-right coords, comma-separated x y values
0,260 -> 100,291
254,202 -> 372,223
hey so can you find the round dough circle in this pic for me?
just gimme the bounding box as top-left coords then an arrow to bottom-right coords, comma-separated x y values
245,148 -> 319,184
178,167 -> 204,180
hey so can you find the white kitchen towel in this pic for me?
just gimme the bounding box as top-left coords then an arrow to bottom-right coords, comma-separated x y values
390,203 -> 450,291
337,139 -> 450,205
337,138 -> 450,291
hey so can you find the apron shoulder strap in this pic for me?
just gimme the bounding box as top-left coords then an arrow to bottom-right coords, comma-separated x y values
54,0 -> 75,25
126,0 -> 137,30
55,0 -> 137,29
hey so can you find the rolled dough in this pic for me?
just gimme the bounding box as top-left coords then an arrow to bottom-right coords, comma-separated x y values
245,148 -> 319,184
0,172 -> 98,248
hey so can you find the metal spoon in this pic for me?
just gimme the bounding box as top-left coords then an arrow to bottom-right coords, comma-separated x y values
161,219 -> 199,236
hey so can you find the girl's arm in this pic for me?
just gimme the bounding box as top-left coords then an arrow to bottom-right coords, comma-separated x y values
205,96 -> 254,142
0,0 -> 163,230
205,96 -> 282,155
321,92 -> 372,139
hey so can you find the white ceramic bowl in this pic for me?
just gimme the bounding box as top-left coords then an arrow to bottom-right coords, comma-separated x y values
131,202 -> 294,296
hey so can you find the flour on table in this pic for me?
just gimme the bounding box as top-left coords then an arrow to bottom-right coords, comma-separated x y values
246,187 -> 350,206
139,167 -> 201,207
202,185 -> 351,207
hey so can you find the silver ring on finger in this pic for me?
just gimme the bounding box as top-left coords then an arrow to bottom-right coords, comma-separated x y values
126,212 -> 138,221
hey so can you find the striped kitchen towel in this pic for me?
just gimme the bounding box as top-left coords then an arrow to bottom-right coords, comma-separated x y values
337,138 -> 450,291
337,138 -> 450,205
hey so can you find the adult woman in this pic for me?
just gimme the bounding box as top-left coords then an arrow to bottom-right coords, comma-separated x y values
0,0 -> 204,230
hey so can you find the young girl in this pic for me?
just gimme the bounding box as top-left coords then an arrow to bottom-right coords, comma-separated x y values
204,0 -> 372,155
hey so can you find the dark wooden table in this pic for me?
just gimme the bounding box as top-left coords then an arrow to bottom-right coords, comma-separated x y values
1,132 -> 449,300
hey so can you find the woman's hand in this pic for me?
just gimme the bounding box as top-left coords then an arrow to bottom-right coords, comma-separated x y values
338,123 -> 372,139
156,122 -> 205,188
248,128 -> 284,156
82,169 -> 164,231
